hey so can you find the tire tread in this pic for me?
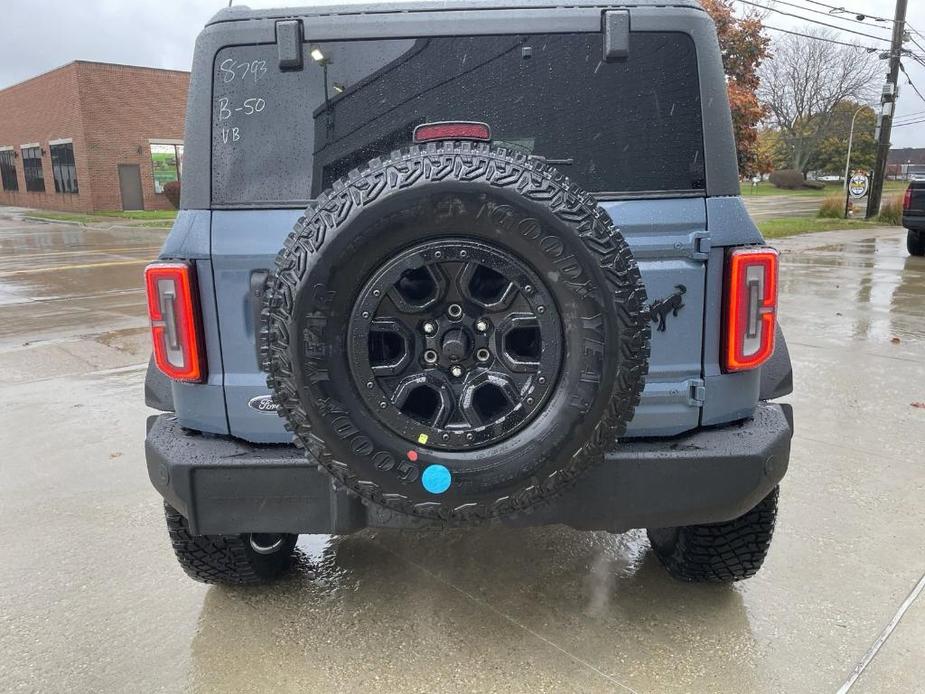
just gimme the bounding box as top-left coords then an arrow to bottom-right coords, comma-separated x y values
647,488 -> 779,583
164,504 -> 295,585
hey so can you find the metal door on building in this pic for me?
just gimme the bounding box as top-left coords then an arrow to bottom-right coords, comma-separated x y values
117,164 -> 143,210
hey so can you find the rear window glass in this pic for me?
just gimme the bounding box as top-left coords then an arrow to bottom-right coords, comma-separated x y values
211,33 -> 704,204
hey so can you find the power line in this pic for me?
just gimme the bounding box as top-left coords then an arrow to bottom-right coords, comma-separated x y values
763,24 -> 880,51
735,0 -> 892,31
904,23 -> 925,43
893,117 -> 925,128
801,0 -> 894,25
894,109 -> 925,123
908,35 -> 925,56
737,1 -> 893,43
898,62 -> 925,105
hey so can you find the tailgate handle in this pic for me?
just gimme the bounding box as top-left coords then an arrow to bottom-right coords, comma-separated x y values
603,11 -> 630,61
276,19 -> 304,71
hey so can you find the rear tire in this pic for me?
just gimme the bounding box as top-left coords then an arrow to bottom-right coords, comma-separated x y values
908,229 -> 925,257
164,504 -> 297,585
646,487 -> 779,583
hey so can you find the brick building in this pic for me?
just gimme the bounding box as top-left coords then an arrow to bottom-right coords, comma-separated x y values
0,61 -> 189,213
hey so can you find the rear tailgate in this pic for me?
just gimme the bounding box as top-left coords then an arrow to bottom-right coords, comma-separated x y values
211,199 -> 709,442
204,12 -> 723,442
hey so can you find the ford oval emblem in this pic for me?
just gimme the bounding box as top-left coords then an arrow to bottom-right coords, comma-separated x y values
248,395 -> 279,413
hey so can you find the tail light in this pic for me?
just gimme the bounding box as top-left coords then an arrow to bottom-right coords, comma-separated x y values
903,187 -> 912,211
413,121 -> 491,143
723,247 -> 779,373
144,262 -> 205,382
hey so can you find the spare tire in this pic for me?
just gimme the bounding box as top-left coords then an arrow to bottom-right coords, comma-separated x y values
262,142 -> 649,522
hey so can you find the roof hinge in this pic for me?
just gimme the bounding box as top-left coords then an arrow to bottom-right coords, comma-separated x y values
602,11 -> 630,62
276,19 -> 304,71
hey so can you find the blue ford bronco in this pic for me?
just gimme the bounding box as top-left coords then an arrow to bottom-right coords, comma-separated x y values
144,0 -> 794,585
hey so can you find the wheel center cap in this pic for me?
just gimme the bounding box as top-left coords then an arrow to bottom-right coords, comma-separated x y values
441,328 -> 470,362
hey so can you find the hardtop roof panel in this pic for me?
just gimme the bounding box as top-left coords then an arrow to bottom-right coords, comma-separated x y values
208,0 -> 704,25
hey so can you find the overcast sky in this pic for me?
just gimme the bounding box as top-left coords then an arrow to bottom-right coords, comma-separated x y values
2,0 -> 924,147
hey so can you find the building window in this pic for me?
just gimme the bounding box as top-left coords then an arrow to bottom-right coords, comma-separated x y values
50,142 -> 78,194
0,149 -> 17,191
149,142 -> 183,193
21,146 -> 45,192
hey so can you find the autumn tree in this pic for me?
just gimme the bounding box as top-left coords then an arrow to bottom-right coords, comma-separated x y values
755,128 -> 785,174
759,30 -> 879,173
807,102 -> 877,175
701,0 -> 771,176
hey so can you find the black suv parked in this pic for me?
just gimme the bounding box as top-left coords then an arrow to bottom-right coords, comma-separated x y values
904,182 -> 925,256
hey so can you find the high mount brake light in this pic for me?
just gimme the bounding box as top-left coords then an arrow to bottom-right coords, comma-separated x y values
413,121 -> 491,143
723,247 -> 779,373
144,262 -> 206,383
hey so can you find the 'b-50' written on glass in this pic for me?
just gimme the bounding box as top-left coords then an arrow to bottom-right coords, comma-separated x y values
217,97 -> 266,120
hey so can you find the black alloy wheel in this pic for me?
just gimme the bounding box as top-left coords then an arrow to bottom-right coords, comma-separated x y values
350,239 -> 563,451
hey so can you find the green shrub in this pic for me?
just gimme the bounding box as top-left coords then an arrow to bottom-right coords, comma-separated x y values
802,180 -> 826,190
877,195 -> 902,225
818,193 -> 845,219
769,169 -> 805,189
163,181 -> 181,209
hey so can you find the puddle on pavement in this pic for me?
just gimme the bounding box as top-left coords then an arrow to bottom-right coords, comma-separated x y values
779,233 -> 925,345
186,526 -> 754,691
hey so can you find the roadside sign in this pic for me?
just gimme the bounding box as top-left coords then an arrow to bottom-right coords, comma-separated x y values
849,173 -> 870,199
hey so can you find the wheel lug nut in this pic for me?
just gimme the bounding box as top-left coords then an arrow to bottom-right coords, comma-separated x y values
447,303 -> 463,320
476,348 -> 491,362
424,349 -> 438,365
423,321 -> 437,335
475,319 -> 489,333
450,365 -> 464,378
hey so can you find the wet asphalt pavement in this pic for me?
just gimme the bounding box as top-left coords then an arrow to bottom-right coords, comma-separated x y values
1,211 -> 923,693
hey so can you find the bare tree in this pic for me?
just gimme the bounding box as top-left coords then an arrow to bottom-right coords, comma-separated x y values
759,28 -> 880,172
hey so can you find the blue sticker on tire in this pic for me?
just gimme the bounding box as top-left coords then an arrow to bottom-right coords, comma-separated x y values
421,464 -> 452,494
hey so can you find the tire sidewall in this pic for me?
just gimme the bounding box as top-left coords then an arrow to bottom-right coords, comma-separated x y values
265,145 -> 649,519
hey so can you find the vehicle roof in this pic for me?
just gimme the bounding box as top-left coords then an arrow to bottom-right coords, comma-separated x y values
209,0 -> 703,25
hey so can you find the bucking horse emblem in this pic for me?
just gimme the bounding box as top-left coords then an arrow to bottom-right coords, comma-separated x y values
646,285 -> 687,333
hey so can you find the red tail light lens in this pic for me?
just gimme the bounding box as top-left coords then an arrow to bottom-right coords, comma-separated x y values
144,262 -> 205,382
723,247 -> 779,373
413,121 -> 491,143
903,187 -> 912,211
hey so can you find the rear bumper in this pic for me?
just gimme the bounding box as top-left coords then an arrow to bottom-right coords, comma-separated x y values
903,215 -> 925,231
146,402 -> 793,535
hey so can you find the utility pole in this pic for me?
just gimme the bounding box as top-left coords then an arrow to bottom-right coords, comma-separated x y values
867,0 -> 908,219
